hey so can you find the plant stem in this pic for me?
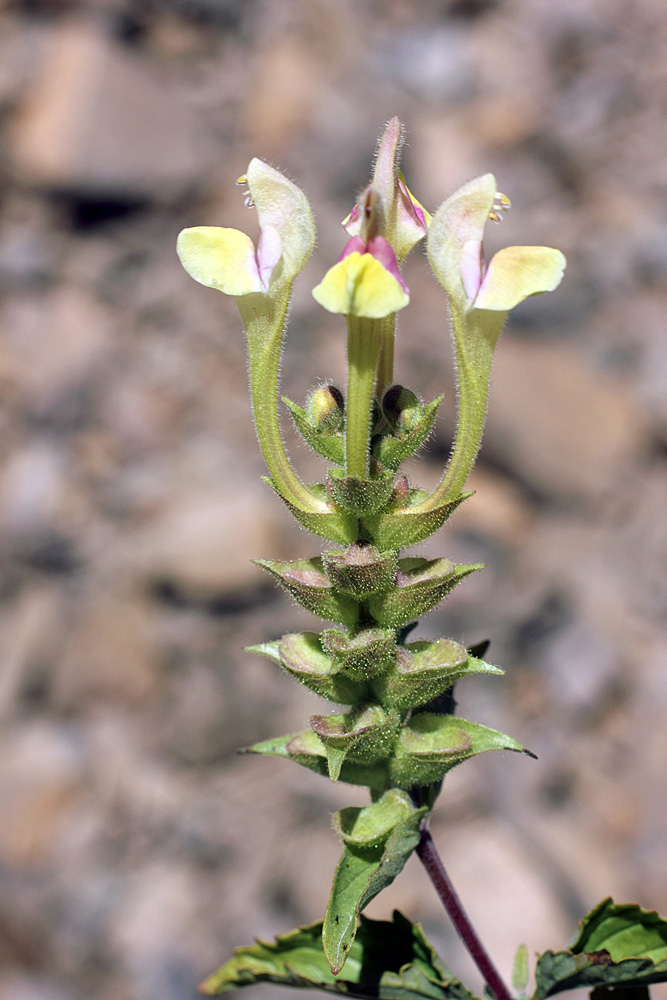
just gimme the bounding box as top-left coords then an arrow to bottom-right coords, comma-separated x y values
345,315 -> 382,479
416,826 -> 513,1000
375,313 -> 396,403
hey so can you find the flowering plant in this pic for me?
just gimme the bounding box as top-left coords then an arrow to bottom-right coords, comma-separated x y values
178,120 -> 667,1000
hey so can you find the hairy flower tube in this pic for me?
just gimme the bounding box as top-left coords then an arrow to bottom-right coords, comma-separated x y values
177,158 -> 356,545
408,173 -> 566,517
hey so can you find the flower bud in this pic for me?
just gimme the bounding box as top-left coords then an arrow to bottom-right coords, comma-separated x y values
382,385 -> 421,437
305,384 -> 345,434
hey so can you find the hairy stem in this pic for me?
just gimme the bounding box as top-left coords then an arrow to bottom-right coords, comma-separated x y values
375,313 -> 396,403
345,315 -> 382,479
416,826 -> 513,1000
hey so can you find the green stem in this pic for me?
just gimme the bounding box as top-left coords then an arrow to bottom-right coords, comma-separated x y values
238,292 -> 329,515
375,313 -> 396,403
345,314 -> 382,479
409,308 -> 499,514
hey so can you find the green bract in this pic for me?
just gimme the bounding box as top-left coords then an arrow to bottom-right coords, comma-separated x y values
177,119 -> 566,984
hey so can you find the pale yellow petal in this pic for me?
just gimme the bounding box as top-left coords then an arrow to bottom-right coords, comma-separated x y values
312,252 -> 409,318
474,246 -> 566,311
176,226 -> 262,295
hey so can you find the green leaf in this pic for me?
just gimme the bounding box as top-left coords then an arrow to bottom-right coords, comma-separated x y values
535,898 -> 667,998
388,715 -> 533,789
372,644 -> 502,714
247,633 -> 365,704
368,560 -> 482,628
246,728 -> 390,796
254,556 -> 359,626
201,909 -> 480,999
263,479 -> 358,545
323,796 -> 428,974
363,492 -> 472,549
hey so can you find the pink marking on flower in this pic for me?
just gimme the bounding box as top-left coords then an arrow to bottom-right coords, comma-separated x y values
366,235 -> 409,293
398,175 -> 427,229
336,234 -> 408,294
337,235 -> 367,262
460,239 -> 485,304
256,224 -> 282,290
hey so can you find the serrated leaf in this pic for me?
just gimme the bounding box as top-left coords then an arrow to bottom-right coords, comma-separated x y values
535,898 -> 667,998
323,797 -> 428,974
201,909 -> 480,1000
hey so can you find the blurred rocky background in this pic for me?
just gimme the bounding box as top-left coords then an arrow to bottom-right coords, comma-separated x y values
1,0 -> 666,998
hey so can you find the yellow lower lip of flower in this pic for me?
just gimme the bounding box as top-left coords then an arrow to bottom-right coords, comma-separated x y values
312,251 -> 409,319
177,226 -> 263,296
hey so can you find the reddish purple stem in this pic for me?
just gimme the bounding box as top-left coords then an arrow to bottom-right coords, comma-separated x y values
416,826 -> 514,1000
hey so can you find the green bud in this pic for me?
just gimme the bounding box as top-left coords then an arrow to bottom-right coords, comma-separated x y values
374,395 -> 443,471
305,384 -> 345,434
382,385 -> 421,437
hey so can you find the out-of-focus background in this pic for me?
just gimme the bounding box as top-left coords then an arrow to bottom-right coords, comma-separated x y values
1,1 -> 666,998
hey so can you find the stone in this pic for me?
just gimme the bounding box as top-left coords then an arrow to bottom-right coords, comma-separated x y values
8,19 -> 204,198
54,592 -> 161,708
0,721 -> 85,870
485,338 -> 646,498
0,287 -> 112,414
129,489 -> 301,600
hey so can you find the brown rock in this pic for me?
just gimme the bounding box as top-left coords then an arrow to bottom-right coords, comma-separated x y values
0,722 -> 84,870
8,19 -> 204,198
54,592 -> 160,708
1,286 -> 112,412
485,339 -> 646,498
129,489 -> 300,599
